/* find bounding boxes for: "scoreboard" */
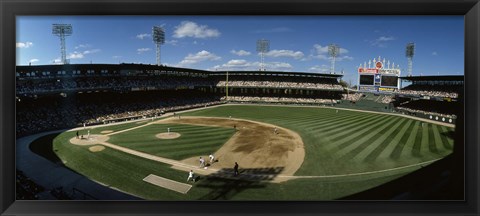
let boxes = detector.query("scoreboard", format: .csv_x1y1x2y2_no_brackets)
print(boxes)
357,56,401,92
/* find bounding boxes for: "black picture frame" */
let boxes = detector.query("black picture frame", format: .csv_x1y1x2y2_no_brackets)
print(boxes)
1,0,479,215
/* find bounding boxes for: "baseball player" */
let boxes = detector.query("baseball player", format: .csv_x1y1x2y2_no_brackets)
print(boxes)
187,170,195,182
199,157,205,168
233,162,239,176
209,154,215,164
274,127,278,134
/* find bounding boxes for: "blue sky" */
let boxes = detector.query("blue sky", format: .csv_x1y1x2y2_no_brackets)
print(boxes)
16,16,464,84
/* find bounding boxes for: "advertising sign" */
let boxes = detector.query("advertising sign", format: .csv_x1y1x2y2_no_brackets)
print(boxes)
378,69,400,75
359,86,375,91
358,68,378,73
379,87,395,92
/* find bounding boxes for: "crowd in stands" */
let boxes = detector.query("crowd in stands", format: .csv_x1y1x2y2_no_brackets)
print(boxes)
399,84,461,98
216,80,343,90
16,90,223,137
222,96,336,105
17,75,344,95
396,99,459,119
16,76,213,94
16,170,44,200
380,95,395,104
341,93,363,102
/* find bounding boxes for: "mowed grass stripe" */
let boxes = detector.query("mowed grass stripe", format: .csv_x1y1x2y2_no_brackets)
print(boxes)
364,119,413,162
432,124,447,152
308,111,375,128
411,123,424,157
414,123,434,158
353,118,408,162
274,111,356,129
111,124,229,141
326,115,395,152
438,126,454,150
336,116,400,160
139,131,233,149
389,121,420,159
325,115,395,151
107,123,234,160
141,138,232,160
427,124,438,154
135,134,231,153
307,112,376,134
321,114,389,140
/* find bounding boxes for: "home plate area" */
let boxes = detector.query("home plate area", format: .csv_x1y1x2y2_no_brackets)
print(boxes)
143,174,192,194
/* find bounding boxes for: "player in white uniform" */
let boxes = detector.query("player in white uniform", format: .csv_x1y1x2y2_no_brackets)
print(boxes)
209,154,215,164
187,170,195,182
199,157,205,168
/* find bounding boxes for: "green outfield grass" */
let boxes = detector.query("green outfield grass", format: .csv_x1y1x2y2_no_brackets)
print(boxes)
44,104,455,200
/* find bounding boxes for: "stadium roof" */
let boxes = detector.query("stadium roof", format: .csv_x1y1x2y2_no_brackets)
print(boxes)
16,64,343,78
399,75,464,82
16,63,210,74
211,70,343,78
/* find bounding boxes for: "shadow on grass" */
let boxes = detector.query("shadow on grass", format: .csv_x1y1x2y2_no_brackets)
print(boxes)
195,167,284,200
339,155,461,200
441,130,455,140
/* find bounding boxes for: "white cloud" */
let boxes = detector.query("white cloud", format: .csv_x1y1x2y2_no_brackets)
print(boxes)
370,36,396,47
177,50,221,67
173,21,220,39
112,55,122,59
75,44,91,49
52,58,62,65
82,49,100,54
68,52,84,59
211,60,292,71
136,33,151,40
432,51,438,56
268,62,293,70
265,49,304,59
311,44,352,61
309,65,330,73
166,40,178,45
211,59,254,70
137,48,151,54
16,41,33,48
28,59,39,64
231,50,251,56
226,59,248,66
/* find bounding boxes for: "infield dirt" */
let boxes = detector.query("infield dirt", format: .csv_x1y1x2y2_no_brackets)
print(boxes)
157,117,305,178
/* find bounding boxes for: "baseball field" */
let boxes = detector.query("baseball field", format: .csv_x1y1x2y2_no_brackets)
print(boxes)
34,104,455,200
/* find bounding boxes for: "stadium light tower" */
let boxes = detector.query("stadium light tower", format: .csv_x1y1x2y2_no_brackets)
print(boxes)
328,44,340,74
152,26,165,66
52,24,72,64
256,39,270,71
406,42,415,77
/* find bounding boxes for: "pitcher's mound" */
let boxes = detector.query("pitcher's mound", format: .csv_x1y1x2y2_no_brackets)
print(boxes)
89,145,105,152
156,132,181,139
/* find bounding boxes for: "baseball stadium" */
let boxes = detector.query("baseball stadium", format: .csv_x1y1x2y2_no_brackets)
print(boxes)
15,62,463,200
